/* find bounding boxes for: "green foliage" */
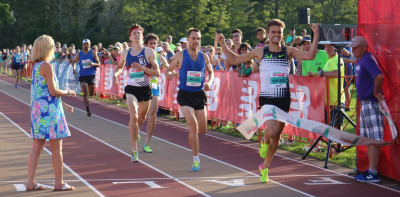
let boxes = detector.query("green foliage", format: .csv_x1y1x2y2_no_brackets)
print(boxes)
0,0,358,49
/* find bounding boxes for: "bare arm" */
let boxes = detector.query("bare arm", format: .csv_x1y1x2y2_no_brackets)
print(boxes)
91,50,100,67
71,53,80,71
142,47,160,77
158,54,170,69
343,57,356,64
40,62,76,97
114,50,128,79
373,73,384,100
287,23,320,60
216,34,261,65
203,52,214,91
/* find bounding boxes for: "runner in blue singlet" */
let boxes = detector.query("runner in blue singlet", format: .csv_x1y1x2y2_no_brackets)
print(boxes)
167,28,214,172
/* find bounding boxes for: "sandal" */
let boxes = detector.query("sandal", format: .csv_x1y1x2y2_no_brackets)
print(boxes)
26,182,46,191
53,183,75,191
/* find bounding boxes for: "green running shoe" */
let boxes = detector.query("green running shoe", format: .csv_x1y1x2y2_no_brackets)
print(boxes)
131,152,139,163
143,145,153,153
259,164,269,183
190,160,200,172
259,142,269,159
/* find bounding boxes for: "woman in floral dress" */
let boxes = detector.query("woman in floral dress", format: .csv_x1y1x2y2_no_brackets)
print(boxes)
26,35,76,191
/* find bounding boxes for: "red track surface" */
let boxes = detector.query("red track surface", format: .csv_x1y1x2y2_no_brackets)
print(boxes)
1,75,399,197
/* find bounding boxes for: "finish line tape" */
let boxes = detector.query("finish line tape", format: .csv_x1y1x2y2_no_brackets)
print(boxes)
237,101,397,146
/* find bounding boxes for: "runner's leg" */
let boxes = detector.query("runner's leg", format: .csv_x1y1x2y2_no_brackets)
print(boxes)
262,120,285,169
145,96,158,146
181,106,199,156
195,108,208,135
126,94,140,152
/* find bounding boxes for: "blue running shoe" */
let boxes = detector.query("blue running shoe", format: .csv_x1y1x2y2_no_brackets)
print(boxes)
355,170,380,183
190,160,200,172
14,85,18,88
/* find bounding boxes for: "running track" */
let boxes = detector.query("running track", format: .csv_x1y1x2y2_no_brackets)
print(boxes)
0,74,399,197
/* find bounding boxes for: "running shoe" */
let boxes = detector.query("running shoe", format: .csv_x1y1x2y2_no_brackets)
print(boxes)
259,164,269,183
259,142,269,159
143,145,153,153
14,85,18,88
131,152,139,163
190,160,200,172
87,111,91,117
355,170,380,183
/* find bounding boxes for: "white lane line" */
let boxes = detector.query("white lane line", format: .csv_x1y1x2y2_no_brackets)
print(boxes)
3,78,400,194
0,89,210,197
0,111,105,197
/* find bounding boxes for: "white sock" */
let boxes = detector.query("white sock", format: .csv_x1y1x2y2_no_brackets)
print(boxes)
193,156,200,163
369,168,378,175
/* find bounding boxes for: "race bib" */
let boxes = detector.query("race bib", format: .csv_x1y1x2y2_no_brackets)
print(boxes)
15,57,21,63
129,68,145,82
82,59,91,69
186,71,202,87
270,71,287,88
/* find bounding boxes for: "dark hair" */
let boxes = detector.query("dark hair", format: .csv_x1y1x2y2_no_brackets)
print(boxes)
129,23,144,36
187,28,201,37
266,19,285,32
232,29,242,36
144,33,159,45
256,28,266,34
239,43,251,51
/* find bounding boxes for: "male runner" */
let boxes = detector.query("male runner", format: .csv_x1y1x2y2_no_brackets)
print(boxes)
217,19,319,182
143,33,169,153
113,24,160,162
71,39,100,116
167,28,214,172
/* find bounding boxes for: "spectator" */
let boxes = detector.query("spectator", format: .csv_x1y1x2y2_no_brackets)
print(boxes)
166,35,176,51
206,45,215,65
238,43,252,74
255,28,268,48
301,29,307,37
213,47,225,71
110,46,121,65
285,28,296,45
349,36,385,183
238,60,253,77
27,34,76,192
174,45,182,53
290,36,303,74
179,38,188,50
232,29,243,53
308,44,345,128
300,36,329,76
97,43,102,51
200,46,206,53
156,46,165,57
101,49,111,64
54,42,61,60
60,44,69,61
162,42,174,64
122,42,129,52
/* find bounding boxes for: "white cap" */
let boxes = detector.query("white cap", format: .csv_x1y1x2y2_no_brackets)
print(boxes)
82,39,91,44
347,36,367,47
156,47,163,53
179,38,187,43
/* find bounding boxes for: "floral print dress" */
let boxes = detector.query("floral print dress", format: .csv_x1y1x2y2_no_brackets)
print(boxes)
30,61,70,139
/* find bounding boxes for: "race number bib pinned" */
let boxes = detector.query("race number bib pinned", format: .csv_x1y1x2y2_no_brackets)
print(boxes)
138,57,146,66
186,71,202,87
129,68,145,82
270,71,287,88
82,59,91,69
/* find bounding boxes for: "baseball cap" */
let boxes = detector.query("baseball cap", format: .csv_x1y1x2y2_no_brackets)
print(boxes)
113,46,120,50
179,38,187,43
301,36,311,43
82,39,91,44
156,47,163,53
347,36,367,47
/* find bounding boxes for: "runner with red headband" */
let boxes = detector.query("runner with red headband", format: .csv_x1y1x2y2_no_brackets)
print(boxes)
114,24,160,162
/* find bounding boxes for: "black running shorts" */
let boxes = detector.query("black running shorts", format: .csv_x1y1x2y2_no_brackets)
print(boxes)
124,85,152,102
177,89,207,110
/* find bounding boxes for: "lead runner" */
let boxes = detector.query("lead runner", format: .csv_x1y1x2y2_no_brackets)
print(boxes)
217,19,319,182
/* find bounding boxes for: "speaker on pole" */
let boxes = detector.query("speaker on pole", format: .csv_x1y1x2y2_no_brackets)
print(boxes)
298,8,310,24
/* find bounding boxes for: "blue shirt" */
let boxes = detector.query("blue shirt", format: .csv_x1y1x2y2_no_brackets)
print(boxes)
179,50,206,92
355,52,382,101
79,50,96,76
13,54,22,66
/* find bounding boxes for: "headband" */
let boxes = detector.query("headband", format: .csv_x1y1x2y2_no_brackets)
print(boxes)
129,27,143,36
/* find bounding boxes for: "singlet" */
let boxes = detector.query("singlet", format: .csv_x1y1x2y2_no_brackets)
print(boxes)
78,50,96,76
178,49,206,92
150,53,161,89
13,53,22,66
22,51,28,62
258,46,290,98
125,48,152,87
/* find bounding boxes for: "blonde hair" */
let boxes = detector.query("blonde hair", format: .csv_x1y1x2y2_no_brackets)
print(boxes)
31,35,55,62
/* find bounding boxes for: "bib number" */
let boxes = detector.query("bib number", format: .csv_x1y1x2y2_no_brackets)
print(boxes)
270,71,287,88
186,71,202,87
129,68,145,82
82,59,91,69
